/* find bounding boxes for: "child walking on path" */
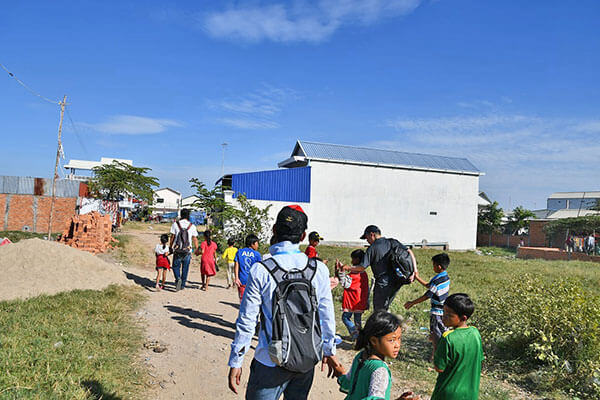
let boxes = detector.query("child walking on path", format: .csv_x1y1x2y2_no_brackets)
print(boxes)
329,311,419,400
198,230,218,291
431,293,484,400
233,234,261,300
154,234,171,290
222,238,238,289
404,253,450,360
336,249,369,340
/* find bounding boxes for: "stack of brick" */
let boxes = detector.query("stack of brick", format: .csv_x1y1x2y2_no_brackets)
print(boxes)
60,212,118,254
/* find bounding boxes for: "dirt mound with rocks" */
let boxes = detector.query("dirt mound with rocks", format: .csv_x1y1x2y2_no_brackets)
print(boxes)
0,238,133,301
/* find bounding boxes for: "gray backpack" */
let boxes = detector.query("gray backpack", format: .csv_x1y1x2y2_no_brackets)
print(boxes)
260,257,323,373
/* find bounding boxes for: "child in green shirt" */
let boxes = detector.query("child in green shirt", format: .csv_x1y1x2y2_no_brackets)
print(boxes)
328,311,419,400
432,293,484,400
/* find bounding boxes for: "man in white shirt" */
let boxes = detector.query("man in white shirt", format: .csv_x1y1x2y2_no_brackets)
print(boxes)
169,208,198,291
227,205,337,399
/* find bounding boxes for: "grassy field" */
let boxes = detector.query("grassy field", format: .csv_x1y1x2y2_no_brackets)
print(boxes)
302,244,600,400
0,286,146,400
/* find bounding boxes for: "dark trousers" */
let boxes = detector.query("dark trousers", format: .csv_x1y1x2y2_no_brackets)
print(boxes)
373,274,405,311
246,359,315,400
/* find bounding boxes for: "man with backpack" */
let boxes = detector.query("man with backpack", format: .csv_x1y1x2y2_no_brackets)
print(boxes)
342,225,417,311
169,208,198,291
227,205,337,400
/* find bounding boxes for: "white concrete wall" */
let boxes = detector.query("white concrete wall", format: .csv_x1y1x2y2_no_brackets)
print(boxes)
308,162,479,250
224,162,480,249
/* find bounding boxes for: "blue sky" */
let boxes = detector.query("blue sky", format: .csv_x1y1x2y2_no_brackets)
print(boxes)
1,0,599,211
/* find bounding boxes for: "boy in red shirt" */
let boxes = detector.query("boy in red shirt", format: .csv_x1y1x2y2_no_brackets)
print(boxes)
305,231,323,259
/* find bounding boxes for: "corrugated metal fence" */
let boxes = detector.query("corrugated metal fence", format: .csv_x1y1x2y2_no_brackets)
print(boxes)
0,176,81,198
232,167,311,203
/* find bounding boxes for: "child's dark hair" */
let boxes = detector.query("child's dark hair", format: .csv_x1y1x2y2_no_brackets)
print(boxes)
160,233,169,248
432,253,450,269
350,249,365,262
245,234,259,247
227,238,235,246
204,230,212,245
445,293,475,319
355,311,401,352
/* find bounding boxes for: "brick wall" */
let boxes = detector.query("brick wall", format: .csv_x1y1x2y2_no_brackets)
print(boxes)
517,246,600,263
477,232,527,248
0,194,77,233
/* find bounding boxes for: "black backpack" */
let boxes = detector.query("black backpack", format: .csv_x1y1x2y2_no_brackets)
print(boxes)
172,221,192,257
386,238,415,284
260,257,323,373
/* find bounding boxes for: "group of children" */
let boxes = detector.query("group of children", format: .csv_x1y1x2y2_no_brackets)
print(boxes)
312,234,484,400
156,229,483,399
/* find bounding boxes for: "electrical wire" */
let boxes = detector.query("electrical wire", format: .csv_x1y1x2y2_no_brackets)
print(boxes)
65,107,90,158
0,63,61,105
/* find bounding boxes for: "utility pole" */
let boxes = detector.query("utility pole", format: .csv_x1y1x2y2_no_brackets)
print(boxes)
48,95,67,240
221,142,228,179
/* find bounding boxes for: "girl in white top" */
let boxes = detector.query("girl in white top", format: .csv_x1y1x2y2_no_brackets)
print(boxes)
154,234,171,290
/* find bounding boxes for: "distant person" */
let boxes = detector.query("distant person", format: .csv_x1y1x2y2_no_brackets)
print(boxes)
222,238,238,289
329,311,419,400
228,205,337,399
305,231,323,259
431,293,484,400
565,235,574,253
234,234,262,300
169,208,198,291
342,225,417,311
154,233,171,290
587,234,595,255
404,253,451,361
335,249,369,340
197,230,218,291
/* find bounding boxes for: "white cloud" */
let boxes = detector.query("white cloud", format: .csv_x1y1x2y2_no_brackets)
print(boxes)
83,115,183,135
380,113,600,209
208,85,296,129
202,0,422,43
219,118,280,129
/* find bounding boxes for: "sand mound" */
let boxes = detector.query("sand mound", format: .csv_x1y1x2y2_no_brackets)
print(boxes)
0,238,133,301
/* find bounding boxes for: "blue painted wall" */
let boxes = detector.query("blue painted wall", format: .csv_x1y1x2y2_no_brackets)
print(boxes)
232,167,311,203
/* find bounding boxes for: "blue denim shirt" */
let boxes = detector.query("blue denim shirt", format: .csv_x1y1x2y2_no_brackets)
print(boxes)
228,241,337,368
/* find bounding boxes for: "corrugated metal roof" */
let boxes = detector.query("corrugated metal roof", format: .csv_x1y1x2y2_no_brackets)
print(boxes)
285,141,481,175
232,167,311,203
0,176,81,197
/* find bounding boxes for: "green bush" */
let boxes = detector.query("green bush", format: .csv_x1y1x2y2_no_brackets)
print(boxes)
475,274,600,397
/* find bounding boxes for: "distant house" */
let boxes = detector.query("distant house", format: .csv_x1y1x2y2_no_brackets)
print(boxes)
181,195,200,209
153,188,181,216
220,140,483,250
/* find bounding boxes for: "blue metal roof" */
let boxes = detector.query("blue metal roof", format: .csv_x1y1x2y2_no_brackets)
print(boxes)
232,167,310,203
287,141,481,175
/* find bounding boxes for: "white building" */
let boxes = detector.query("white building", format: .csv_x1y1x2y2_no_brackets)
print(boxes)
63,157,133,181
153,188,181,216
222,141,483,250
181,195,200,209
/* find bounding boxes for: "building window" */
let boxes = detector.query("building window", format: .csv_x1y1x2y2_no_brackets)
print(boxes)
156,198,164,203
429,211,437,215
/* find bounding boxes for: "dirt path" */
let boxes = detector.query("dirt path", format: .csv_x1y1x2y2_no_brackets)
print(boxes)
122,231,351,399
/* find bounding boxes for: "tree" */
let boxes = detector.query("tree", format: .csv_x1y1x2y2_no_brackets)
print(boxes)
88,161,159,203
189,179,272,249
505,206,536,235
478,201,504,234
591,199,600,211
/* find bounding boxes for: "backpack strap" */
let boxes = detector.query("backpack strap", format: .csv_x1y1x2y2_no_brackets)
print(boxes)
176,220,182,230
258,257,287,285
302,258,319,282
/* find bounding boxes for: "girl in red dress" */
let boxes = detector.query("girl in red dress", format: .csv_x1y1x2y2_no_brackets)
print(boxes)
336,249,369,340
198,230,218,291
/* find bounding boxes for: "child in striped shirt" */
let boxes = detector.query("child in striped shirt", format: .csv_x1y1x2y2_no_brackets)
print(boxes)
404,253,450,361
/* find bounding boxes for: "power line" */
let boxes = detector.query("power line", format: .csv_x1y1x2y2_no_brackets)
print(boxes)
65,107,90,158
0,63,61,105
